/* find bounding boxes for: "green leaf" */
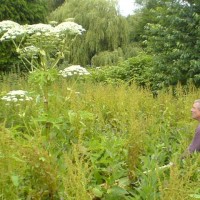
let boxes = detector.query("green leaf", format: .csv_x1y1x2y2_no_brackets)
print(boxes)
11,175,19,187
117,177,130,188
79,111,94,120
92,187,103,198
107,186,129,196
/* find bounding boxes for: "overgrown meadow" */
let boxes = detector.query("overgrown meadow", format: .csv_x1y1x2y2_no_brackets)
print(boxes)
1,20,200,200
1,73,200,200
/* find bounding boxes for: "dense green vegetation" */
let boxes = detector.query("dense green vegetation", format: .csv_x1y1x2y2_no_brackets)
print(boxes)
1,0,200,89
0,74,200,199
0,0,47,24
1,0,200,199
138,0,200,87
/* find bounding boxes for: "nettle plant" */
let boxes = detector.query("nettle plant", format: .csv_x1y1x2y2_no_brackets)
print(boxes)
0,20,88,137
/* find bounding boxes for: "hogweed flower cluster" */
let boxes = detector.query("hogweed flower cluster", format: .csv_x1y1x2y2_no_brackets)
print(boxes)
59,65,90,77
1,90,33,102
20,45,40,58
52,22,84,35
0,20,85,42
0,20,20,33
26,24,53,34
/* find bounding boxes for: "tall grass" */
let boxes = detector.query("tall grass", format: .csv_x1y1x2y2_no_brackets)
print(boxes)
0,74,200,199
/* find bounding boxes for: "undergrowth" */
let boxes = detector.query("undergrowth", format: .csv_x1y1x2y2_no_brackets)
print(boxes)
0,74,200,199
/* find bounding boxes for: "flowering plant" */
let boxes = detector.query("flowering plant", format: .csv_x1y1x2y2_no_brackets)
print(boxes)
1,90,33,102
0,20,86,137
59,65,90,77
0,20,85,41
0,20,85,70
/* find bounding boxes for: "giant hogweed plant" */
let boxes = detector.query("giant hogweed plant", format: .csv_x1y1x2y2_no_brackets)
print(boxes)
0,20,88,137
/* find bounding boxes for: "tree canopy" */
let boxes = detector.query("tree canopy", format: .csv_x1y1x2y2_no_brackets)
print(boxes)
0,0,50,24
49,0,129,66
140,0,200,87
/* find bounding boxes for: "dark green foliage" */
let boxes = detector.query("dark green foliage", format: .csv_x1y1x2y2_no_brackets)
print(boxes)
0,0,49,24
126,6,157,42
50,0,65,10
91,48,124,67
125,53,154,87
141,0,200,87
89,53,154,87
0,42,20,72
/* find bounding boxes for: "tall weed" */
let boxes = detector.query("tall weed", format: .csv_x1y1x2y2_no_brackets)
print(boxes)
1,74,200,199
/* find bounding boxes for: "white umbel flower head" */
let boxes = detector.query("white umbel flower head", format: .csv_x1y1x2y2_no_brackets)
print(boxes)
53,22,85,35
23,45,40,52
26,24,53,34
20,45,40,58
0,20,85,41
0,23,54,41
59,65,90,77
1,90,33,102
0,20,21,34
0,26,26,41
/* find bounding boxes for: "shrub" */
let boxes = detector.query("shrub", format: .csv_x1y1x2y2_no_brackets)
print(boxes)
89,53,155,87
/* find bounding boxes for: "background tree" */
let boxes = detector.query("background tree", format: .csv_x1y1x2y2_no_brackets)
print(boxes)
86,0,200,91
47,0,65,12
141,0,200,87
0,0,50,24
49,0,129,66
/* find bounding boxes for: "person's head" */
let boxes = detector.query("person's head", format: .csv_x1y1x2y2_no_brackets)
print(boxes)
191,99,200,121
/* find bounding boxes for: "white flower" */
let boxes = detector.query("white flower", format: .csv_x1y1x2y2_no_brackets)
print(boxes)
7,90,27,96
0,22,53,41
12,98,18,102
59,65,90,78
1,90,33,102
35,32,41,36
1,96,12,101
0,26,26,41
22,45,40,56
0,20,20,34
0,20,85,41
24,45,39,52
53,22,85,35
26,24,53,34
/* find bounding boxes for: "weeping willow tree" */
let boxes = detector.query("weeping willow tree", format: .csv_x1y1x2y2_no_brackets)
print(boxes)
49,0,129,66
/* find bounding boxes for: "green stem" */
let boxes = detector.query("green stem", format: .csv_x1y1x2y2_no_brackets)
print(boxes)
44,84,50,139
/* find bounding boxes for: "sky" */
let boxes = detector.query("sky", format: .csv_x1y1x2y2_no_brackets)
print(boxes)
118,0,138,16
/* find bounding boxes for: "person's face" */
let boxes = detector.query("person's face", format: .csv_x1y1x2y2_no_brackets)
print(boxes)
191,102,200,121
